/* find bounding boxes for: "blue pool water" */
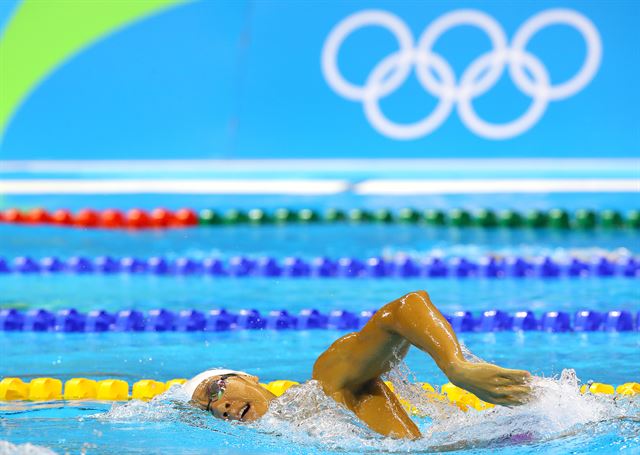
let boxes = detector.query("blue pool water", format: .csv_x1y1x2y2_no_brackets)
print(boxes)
3,191,640,211
2,223,639,259
1,332,639,454
1,191,638,454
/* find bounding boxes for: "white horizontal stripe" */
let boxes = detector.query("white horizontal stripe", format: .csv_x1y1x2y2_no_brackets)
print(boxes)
355,179,639,194
0,158,637,173
0,179,349,195
0,179,637,195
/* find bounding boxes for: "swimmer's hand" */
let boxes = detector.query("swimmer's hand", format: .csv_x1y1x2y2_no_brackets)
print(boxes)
446,361,532,406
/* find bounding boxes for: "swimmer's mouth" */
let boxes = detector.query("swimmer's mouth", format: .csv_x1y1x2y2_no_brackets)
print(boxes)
240,403,250,421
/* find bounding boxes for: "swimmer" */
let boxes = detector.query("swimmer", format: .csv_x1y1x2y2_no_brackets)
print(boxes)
185,290,531,439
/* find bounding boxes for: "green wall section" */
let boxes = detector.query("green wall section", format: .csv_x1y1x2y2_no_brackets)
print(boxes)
0,0,187,138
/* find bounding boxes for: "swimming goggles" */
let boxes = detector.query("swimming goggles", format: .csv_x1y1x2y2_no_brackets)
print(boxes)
205,373,237,415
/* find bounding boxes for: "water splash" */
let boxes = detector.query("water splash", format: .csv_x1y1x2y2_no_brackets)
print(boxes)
94,371,639,453
255,380,379,450
96,384,191,422
423,369,632,447
460,342,484,363
255,365,639,452
0,441,57,455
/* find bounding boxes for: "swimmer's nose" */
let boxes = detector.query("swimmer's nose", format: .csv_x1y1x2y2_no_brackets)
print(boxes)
211,401,235,420
214,402,242,420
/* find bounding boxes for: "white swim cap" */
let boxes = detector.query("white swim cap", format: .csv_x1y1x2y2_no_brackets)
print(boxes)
183,369,250,398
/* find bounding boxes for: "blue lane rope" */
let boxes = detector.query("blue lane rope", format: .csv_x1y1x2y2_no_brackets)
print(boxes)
0,308,637,333
2,255,639,279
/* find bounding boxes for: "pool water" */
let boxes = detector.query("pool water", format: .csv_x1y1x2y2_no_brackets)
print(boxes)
2,332,639,454
2,223,638,259
1,331,639,391
3,328,638,455
1,192,638,454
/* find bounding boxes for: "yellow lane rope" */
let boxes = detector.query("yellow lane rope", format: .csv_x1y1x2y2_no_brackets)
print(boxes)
1,377,638,413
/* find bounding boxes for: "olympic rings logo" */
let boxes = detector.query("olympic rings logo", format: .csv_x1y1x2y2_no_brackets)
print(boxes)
321,9,602,140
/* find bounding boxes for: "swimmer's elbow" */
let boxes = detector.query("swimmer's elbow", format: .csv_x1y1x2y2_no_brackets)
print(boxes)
397,290,434,313
376,290,432,324
404,290,431,302
386,290,432,312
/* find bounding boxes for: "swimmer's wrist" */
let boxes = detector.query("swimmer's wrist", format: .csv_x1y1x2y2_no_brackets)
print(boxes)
442,359,473,384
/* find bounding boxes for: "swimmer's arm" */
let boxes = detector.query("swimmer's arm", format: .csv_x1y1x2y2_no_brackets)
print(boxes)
313,290,531,406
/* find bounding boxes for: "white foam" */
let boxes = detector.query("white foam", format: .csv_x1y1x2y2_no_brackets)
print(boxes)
419,369,627,448
255,365,638,452
0,441,57,455
96,383,191,422
92,366,639,452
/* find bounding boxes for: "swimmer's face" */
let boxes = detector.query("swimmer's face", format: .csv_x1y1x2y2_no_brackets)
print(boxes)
191,374,276,422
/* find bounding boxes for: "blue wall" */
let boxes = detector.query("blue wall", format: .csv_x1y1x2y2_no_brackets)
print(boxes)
1,0,638,159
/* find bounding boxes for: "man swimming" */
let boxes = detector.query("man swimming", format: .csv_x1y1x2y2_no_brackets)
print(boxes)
184,290,531,439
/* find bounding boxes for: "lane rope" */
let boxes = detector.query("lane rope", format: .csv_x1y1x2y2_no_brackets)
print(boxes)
2,207,638,230
1,377,637,412
3,254,638,279
1,308,637,332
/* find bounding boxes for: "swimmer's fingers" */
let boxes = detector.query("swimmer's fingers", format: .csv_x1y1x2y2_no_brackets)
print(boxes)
490,393,528,407
505,384,532,398
501,394,528,406
499,369,531,385
477,384,532,406
470,386,510,403
500,367,531,379
497,385,532,406
482,394,515,406
494,375,524,387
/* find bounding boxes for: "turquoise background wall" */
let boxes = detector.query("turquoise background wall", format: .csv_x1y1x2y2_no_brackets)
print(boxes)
0,0,638,159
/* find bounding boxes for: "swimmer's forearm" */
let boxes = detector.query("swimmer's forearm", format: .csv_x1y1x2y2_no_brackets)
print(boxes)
378,291,533,406
379,290,466,376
